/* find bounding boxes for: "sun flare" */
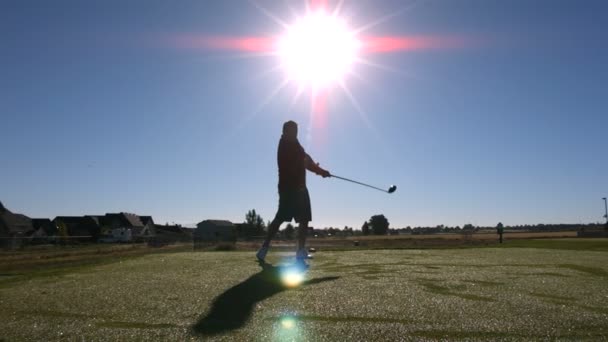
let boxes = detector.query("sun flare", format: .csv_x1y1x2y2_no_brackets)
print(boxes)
171,0,460,132
281,268,305,287
277,10,360,88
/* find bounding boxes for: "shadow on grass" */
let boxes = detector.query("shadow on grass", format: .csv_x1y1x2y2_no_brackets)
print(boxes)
191,262,339,336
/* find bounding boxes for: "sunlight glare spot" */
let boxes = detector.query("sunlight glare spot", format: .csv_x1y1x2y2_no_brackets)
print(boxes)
281,268,305,287
281,317,296,329
277,10,360,89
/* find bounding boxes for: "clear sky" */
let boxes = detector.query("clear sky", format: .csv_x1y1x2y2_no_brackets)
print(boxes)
2,0,607,228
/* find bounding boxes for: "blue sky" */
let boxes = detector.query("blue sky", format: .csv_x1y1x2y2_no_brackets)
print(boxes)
1,0,607,228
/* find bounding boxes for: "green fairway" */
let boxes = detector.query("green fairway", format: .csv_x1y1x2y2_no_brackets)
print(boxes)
1,241,607,340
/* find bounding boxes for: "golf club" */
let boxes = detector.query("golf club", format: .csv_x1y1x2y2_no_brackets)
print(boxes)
331,174,397,194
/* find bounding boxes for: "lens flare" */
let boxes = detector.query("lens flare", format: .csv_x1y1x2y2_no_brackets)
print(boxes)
280,267,306,287
166,1,467,142
277,10,360,88
275,314,302,341
280,317,296,329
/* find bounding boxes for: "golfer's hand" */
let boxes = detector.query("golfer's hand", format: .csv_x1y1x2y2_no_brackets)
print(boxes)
314,162,331,178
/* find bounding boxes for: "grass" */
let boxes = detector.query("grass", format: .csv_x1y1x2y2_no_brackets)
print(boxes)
494,238,608,251
0,243,193,273
1,239,607,340
415,280,496,302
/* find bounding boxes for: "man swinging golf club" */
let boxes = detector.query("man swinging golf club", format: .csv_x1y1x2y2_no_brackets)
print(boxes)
256,120,331,267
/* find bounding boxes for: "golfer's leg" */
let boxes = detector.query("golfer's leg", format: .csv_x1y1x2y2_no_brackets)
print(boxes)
295,188,311,260
257,217,282,261
297,221,308,255
262,217,282,248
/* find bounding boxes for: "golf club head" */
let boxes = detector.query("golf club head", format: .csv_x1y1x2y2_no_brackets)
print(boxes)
388,185,397,194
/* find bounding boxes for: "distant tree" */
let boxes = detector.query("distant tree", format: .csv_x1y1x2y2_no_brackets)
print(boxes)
361,221,370,236
496,222,505,243
462,223,475,231
245,209,265,238
369,215,389,235
283,223,295,240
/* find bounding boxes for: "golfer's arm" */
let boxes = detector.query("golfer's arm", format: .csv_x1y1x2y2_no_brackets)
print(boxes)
305,154,324,174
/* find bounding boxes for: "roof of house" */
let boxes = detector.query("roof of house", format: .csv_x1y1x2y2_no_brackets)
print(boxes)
31,218,52,228
53,216,101,232
0,203,33,234
54,216,91,225
155,224,182,232
197,220,234,227
31,218,57,235
104,213,126,225
104,213,143,228
122,213,144,227
85,215,105,225
139,216,154,226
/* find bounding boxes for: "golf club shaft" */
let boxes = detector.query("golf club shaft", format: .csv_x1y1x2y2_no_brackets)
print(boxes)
331,175,388,193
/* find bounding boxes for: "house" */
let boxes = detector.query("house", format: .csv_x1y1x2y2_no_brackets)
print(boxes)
104,213,142,241
99,213,155,242
149,224,193,246
0,201,34,248
194,220,236,243
139,216,156,237
154,223,191,238
53,216,101,241
31,218,57,236
85,215,106,226
234,223,247,238
0,202,34,235
30,218,57,243
108,227,133,242
104,213,142,229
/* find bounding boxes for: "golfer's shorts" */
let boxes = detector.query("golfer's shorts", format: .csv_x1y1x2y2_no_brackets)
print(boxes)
275,188,312,223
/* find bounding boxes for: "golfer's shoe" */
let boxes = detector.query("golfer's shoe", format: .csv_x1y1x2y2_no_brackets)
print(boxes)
294,257,310,271
256,246,268,262
296,249,313,260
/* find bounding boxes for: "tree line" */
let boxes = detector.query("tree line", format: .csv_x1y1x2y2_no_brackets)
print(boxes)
237,209,601,239
237,210,392,238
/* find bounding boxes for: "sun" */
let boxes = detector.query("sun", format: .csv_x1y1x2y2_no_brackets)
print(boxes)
277,10,360,89
169,1,459,131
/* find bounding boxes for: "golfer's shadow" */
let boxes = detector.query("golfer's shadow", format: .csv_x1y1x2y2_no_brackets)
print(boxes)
191,261,339,336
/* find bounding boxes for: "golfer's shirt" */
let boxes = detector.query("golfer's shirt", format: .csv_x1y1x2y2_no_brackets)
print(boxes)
277,137,307,193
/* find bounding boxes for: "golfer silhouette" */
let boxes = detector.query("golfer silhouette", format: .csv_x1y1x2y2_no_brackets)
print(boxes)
256,121,330,266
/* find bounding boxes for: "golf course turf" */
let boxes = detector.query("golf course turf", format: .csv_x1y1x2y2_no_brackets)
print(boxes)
1,239,607,340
